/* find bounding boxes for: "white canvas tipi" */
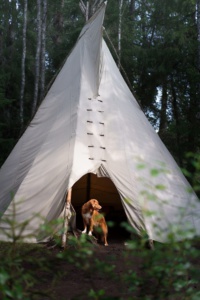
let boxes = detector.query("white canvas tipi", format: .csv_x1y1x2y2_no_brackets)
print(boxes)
0,3,199,243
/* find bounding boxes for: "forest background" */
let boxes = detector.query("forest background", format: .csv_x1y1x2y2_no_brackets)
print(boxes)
0,0,200,179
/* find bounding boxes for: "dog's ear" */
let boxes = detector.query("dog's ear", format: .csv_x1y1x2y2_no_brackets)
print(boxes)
90,200,95,208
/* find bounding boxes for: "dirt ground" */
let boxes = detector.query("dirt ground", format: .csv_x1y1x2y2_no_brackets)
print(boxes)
1,210,199,300
48,239,129,300
34,223,200,300
38,226,134,300
0,226,198,300
45,211,137,300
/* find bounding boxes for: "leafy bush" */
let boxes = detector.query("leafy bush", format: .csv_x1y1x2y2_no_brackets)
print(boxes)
0,153,199,299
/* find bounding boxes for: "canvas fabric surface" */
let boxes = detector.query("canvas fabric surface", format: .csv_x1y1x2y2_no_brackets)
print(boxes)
0,3,199,243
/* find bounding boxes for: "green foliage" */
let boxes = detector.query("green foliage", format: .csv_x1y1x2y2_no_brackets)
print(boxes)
0,153,200,300
88,288,106,299
0,0,200,168
182,153,200,196
0,83,19,166
1,220,199,300
0,242,56,300
0,155,200,299
123,236,199,300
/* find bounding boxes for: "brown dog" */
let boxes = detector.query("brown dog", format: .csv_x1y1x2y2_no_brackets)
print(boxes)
81,199,108,246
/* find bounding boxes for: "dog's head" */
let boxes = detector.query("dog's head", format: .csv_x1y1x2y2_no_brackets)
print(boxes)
89,199,102,211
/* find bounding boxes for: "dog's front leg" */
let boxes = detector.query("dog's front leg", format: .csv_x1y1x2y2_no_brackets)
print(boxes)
88,219,93,236
82,218,87,234
82,227,87,234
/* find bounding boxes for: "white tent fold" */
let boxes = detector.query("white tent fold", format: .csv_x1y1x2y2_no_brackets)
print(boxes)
0,2,200,243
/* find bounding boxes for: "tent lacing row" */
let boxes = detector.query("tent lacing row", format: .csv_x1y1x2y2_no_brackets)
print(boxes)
87,95,106,162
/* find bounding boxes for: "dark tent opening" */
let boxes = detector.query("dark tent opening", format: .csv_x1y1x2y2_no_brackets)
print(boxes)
71,173,130,242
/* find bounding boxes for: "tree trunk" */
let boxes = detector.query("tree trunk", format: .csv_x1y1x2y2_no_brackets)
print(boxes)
53,0,64,44
40,0,47,102
19,0,28,128
159,81,168,134
32,0,42,116
197,0,200,119
170,78,183,167
129,0,135,16
141,0,146,46
197,0,200,71
118,0,123,68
